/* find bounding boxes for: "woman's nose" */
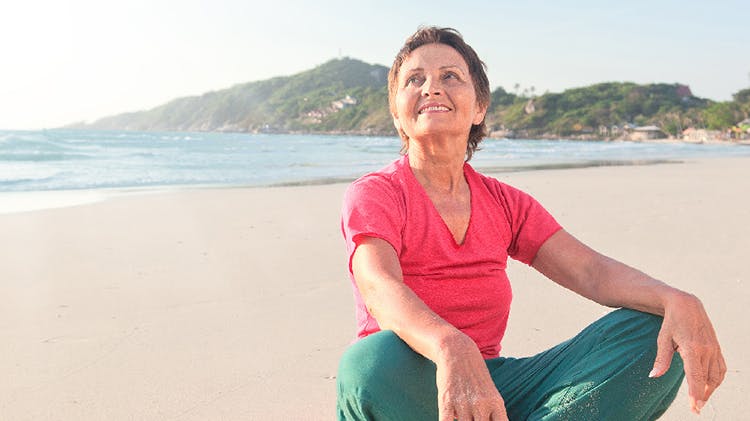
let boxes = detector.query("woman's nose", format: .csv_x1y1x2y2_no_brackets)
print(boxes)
421,76,442,96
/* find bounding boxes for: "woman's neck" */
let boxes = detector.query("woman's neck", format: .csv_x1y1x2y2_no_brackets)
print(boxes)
408,141,467,195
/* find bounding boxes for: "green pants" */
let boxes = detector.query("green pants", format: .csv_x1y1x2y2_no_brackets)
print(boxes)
337,309,684,420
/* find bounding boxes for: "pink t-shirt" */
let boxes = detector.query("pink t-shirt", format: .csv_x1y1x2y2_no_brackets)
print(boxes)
341,155,562,358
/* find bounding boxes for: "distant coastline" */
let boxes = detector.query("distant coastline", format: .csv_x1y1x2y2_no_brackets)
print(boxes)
63,124,749,146
67,58,750,144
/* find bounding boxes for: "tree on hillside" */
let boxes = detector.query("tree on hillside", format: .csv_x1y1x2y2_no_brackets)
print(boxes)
734,88,750,104
490,87,517,107
703,102,742,130
733,87,750,118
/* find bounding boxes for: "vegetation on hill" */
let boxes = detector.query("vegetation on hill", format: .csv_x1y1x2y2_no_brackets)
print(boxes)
79,58,393,134
74,58,749,140
490,82,749,139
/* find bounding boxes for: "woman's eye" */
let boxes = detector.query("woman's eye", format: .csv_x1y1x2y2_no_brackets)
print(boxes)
443,72,459,80
406,75,424,86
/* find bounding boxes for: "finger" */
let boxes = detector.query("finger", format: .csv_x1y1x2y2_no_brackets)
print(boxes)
490,406,510,421
486,396,508,421
649,329,675,378
703,353,727,402
681,349,708,414
454,405,472,421
438,404,454,421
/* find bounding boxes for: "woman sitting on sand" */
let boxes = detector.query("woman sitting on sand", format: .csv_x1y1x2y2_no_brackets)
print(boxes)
337,27,725,420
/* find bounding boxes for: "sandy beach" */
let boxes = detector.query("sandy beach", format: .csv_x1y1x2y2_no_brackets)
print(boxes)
1,156,748,420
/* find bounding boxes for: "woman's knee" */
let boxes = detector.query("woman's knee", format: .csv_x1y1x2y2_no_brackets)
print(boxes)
600,309,685,383
338,330,433,393
599,308,663,343
337,331,438,420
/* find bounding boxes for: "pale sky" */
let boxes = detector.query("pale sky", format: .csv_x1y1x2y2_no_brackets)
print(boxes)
1,0,748,130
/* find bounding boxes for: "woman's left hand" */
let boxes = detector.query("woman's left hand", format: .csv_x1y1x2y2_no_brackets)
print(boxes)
533,230,726,414
649,292,726,414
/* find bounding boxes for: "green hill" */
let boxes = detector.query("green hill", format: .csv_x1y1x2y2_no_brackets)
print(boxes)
487,82,712,137
74,58,749,139
78,57,393,135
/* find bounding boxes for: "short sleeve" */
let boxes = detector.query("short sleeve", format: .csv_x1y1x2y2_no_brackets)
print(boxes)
341,174,405,273
483,176,562,265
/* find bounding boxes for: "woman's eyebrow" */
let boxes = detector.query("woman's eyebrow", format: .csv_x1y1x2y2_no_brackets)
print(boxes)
439,65,466,72
403,65,465,74
402,67,424,74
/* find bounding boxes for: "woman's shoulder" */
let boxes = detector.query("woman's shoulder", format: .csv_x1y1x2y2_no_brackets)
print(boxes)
345,156,409,202
466,164,524,197
349,156,408,191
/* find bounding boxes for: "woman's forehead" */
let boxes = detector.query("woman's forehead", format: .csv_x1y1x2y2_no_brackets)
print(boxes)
399,44,469,73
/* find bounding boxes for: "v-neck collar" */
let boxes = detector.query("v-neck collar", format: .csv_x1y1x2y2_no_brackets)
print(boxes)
403,155,473,248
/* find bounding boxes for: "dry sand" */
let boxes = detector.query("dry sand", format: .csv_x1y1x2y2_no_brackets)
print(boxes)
1,157,747,420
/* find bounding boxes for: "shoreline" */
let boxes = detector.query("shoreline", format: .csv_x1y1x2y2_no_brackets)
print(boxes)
3,130,749,202
6,126,748,145
29,126,748,145
0,158,684,215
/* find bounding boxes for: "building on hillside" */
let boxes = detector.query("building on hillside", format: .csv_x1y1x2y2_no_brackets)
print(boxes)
682,128,722,142
524,99,535,114
598,124,625,138
332,95,358,110
733,118,750,139
675,84,693,99
626,125,666,141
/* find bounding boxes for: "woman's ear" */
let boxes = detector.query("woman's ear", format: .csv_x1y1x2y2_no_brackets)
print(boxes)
392,114,409,146
473,104,488,125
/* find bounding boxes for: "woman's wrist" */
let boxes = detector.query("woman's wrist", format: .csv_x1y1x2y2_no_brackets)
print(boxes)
433,328,478,366
661,287,700,316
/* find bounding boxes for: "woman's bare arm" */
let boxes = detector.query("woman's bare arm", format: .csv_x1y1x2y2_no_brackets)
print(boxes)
532,229,726,414
352,236,508,421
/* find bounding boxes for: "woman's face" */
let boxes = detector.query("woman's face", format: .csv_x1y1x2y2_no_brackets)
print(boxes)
392,43,486,144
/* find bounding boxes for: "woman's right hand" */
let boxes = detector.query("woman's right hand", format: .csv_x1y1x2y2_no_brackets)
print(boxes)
352,237,508,419
436,333,509,421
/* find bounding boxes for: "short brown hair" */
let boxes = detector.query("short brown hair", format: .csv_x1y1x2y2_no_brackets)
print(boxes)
388,26,490,161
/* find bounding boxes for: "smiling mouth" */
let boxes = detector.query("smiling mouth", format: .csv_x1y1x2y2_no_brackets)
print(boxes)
418,105,451,114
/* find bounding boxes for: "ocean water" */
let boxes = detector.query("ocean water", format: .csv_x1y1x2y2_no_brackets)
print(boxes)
1,129,748,212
